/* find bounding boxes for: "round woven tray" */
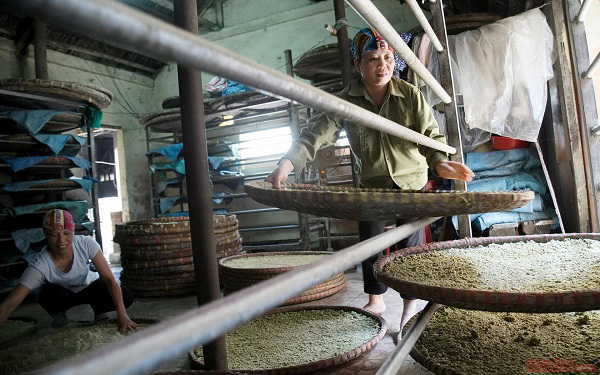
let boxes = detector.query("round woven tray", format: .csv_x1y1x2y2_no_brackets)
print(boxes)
189,305,387,374
244,182,535,221
375,233,600,313
283,281,346,305
119,242,193,252
37,156,76,166
121,256,194,270
122,264,194,276
223,273,345,293
0,78,113,109
115,235,192,246
223,277,347,306
215,244,243,260
0,133,78,154
125,282,196,292
293,43,359,82
120,248,193,261
120,271,195,282
215,231,240,245
121,274,196,286
401,307,600,375
223,272,344,287
219,251,333,276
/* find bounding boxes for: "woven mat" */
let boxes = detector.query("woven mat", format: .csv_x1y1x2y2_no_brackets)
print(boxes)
283,281,346,305
375,233,600,313
0,78,113,109
244,182,535,221
122,264,194,276
121,256,194,270
189,305,386,374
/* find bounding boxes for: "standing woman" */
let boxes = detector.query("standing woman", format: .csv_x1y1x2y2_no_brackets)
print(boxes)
0,209,137,332
266,28,473,331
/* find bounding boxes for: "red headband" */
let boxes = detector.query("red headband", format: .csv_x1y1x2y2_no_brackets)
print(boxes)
43,209,75,232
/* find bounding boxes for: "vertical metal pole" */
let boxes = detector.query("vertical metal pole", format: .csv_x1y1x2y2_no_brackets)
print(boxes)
284,49,311,251
430,0,471,238
145,127,158,217
173,0,228,370
333,0,360,188
33,19,49,80
87,126,103,246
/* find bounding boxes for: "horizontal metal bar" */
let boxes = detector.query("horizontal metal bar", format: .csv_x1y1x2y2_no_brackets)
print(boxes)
230,207,282,215
345,0,451,104
405,0,443,52
10,0,455,155
376,302,440,375
41,216,437,375
238,224,299,232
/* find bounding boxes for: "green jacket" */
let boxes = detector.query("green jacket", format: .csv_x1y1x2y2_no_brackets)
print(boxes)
281,77,449,189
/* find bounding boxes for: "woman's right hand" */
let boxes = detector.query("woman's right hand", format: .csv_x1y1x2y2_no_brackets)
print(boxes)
265,159,294,189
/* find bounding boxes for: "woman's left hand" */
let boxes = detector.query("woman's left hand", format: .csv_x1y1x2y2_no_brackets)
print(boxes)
117,314,139,333
434,161,475,182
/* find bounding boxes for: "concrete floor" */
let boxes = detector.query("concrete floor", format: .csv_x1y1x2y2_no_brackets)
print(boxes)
8,269,434,375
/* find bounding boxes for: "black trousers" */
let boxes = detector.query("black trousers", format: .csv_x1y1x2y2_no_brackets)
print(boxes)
38,278,134,316
360,219,425,298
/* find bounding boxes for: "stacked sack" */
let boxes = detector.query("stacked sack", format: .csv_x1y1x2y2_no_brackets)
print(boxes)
114,215,241,297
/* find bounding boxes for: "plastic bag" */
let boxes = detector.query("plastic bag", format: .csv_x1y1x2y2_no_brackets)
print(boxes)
450,9,555,142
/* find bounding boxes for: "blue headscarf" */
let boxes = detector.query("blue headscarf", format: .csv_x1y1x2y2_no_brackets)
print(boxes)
351,28,412,73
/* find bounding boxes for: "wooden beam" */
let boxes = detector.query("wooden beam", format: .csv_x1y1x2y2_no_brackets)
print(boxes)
430,0,472,238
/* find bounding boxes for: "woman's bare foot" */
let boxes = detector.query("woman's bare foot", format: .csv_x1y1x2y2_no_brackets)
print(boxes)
399,299,419,338
363,294,386,315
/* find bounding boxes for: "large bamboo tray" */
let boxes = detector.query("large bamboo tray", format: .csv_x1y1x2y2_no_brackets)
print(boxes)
401,307,600,375
375,233,600,313
189,305,386,374
219,251,346,305
244,182,535,221
0,78,113,109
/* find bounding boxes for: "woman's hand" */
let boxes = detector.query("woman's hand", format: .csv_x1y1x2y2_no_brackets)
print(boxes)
434,161,474,182
265,159,294,189
117,313,138,333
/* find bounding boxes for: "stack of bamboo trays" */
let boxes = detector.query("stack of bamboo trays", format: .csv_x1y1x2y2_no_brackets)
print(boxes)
114,215,242,297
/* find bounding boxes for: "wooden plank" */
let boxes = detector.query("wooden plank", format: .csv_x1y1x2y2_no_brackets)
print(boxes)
565,0,599,231
545,0,590,232
430,0,471,238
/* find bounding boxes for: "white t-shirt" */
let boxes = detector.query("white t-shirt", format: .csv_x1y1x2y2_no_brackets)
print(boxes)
19,235,101,293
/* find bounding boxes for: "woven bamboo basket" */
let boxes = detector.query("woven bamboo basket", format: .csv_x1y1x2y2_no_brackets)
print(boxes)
37,156,76,166
119,242,193,252
120,275,196,287
0,78,113,109
375,233,600,313
122,264,194,276
189,305,386,374
244,182,535,221
121,256,194,270
115,235,192,246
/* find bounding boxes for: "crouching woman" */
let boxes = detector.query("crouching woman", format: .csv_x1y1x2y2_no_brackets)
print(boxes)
0,209,137,332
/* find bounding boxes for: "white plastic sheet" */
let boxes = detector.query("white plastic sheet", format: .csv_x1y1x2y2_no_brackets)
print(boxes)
451,9,556,142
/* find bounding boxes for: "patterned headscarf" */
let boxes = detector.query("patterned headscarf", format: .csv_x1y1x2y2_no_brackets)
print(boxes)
43,209,75,233
351,28,412,74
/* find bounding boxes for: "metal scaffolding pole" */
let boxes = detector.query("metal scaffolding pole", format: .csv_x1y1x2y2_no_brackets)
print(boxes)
404,0,443,52
7,0,455,155
345,0,452,104
41,217,438,375
173,0,227,369
575,0,593,23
